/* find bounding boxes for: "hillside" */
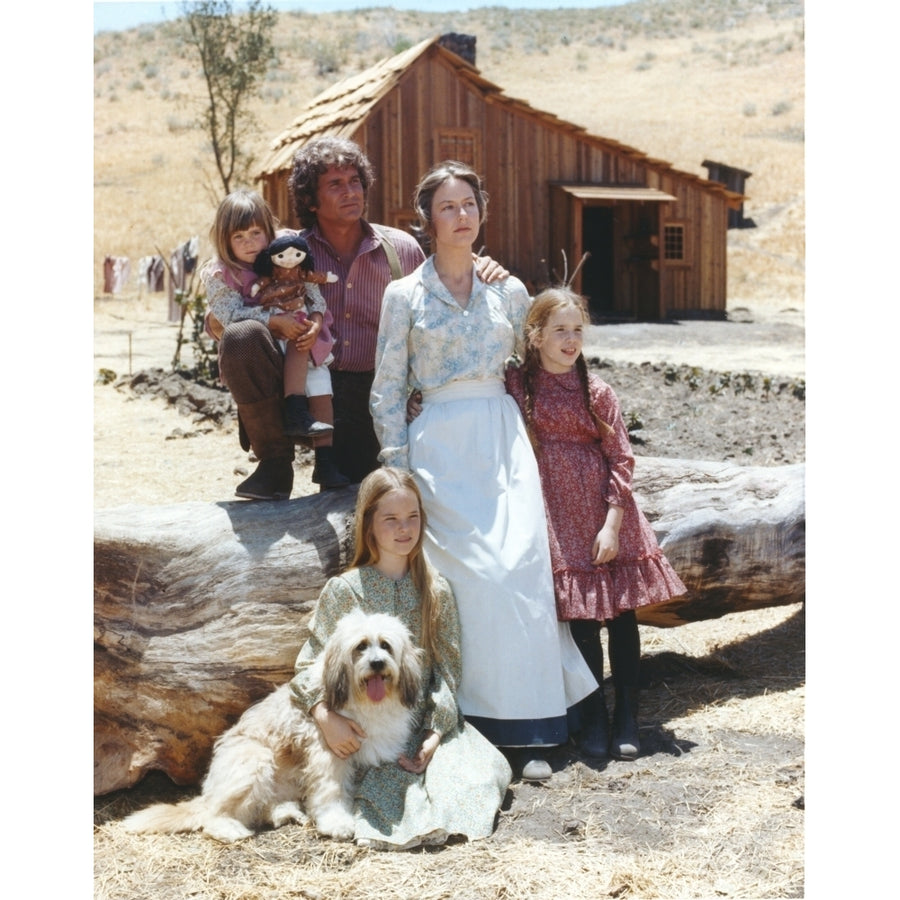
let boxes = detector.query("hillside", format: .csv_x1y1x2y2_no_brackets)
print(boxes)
93,0,805,308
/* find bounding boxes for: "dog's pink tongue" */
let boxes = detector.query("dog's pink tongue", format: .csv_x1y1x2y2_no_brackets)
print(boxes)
366,674,387,702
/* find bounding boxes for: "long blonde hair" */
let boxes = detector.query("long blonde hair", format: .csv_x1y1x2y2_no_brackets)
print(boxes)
521,286,613,451
350,468,443,662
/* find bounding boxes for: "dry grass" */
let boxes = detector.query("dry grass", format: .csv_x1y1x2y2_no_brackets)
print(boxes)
94,603,804,899
93,0,804,308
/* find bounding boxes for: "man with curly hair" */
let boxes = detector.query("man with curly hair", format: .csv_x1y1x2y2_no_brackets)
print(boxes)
287,137,427,485
217,137,505,496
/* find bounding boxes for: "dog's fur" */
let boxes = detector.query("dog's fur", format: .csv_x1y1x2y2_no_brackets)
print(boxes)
123,610,424,843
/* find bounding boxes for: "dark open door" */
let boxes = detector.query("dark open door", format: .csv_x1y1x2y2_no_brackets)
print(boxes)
581,206,616,321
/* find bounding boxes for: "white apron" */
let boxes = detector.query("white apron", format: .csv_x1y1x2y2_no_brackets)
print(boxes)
409,378,597,747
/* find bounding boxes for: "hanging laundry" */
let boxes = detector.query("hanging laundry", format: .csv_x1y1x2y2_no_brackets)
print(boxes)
168,236,200,321
138,255,166,293
103,256,131,294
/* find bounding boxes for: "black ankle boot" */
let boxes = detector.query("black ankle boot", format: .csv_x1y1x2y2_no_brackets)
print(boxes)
283,395,333,439
610,687,640,760
576,689,610,759
235,457,294,500
312,446,350,489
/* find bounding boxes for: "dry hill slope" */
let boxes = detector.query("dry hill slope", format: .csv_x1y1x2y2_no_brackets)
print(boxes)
93,0,804,309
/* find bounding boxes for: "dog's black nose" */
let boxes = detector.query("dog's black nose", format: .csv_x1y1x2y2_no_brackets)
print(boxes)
371,658,386,672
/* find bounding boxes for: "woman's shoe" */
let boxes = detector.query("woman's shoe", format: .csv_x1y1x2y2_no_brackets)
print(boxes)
520,757,552,782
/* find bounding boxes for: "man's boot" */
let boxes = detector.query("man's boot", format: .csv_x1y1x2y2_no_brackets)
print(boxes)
235,457,295,500
312,446,351,490
234,396,294,500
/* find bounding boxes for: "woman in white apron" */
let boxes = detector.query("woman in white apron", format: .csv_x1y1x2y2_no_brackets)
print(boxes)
370,161,596,780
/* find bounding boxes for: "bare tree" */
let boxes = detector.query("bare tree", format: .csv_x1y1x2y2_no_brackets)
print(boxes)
182,0,277,195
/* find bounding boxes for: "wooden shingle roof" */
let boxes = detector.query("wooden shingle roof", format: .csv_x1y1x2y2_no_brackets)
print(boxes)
259,36,743,207
260,37,439,175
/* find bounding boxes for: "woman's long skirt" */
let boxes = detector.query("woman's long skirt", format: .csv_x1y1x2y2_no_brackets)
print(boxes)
409,378,597,747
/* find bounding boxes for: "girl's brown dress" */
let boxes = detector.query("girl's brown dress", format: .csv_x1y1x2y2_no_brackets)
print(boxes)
506,366,686,622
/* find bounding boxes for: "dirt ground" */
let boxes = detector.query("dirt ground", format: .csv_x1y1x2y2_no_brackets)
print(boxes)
93,294,804,508
93,292,805,899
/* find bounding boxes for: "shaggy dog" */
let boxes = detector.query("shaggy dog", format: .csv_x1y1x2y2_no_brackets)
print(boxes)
123,610,424,843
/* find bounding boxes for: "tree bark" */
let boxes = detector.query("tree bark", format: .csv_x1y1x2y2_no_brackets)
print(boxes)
94,459,804,794
630,459,805,627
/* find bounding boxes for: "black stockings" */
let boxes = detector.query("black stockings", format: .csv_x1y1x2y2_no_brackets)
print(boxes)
570,611,640,688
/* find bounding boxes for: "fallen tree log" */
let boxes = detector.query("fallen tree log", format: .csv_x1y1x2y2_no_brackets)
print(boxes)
630,459,804,626
94,459,804,794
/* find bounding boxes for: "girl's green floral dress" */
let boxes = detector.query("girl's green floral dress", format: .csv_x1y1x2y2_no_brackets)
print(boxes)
290,566,512,850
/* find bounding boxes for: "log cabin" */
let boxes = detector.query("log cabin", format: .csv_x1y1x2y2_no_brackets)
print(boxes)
258,34,744,321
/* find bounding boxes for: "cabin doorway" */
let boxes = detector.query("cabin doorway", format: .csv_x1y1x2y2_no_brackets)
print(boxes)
550,184,676,322
580,206,615,321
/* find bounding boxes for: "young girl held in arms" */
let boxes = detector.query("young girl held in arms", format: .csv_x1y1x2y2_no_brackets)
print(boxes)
505,287,687,761
290,467,512,849
201,190,348,496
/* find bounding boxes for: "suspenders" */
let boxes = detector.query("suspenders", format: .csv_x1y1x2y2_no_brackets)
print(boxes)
371,224,403,281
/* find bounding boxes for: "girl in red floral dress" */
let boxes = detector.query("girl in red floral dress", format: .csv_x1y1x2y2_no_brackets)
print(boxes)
505,286,686,761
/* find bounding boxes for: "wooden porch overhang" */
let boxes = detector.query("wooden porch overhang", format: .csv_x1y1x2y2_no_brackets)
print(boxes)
556,185,677,202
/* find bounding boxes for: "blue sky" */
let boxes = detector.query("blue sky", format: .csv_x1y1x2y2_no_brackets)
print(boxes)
95,0,630,33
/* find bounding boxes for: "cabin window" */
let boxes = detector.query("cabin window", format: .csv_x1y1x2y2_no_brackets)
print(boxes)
663,223,687,263
436,129,481,171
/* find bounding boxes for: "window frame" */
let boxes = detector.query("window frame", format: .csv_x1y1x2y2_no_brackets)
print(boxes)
435,128,482,172
663,222,689,266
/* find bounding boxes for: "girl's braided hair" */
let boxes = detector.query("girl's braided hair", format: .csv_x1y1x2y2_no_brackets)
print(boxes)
520,286,613,454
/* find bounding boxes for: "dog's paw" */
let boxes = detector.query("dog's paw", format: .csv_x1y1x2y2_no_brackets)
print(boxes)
271,801,308,828
314,804,355,841
202,816,254,843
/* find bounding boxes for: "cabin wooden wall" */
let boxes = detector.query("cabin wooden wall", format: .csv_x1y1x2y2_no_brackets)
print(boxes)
261,48,729,318
263,171,290,225
654,171,729,317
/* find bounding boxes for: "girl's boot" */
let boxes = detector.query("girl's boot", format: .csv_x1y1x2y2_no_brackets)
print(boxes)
284,395,333,439
569,620,610,758
610,687,640,761
608,611,641,760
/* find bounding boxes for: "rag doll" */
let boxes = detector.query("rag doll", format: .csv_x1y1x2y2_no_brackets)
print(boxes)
251,232,337,368
251,232,338,309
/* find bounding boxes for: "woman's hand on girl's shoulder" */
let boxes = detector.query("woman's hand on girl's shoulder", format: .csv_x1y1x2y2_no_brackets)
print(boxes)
406,390,424,424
